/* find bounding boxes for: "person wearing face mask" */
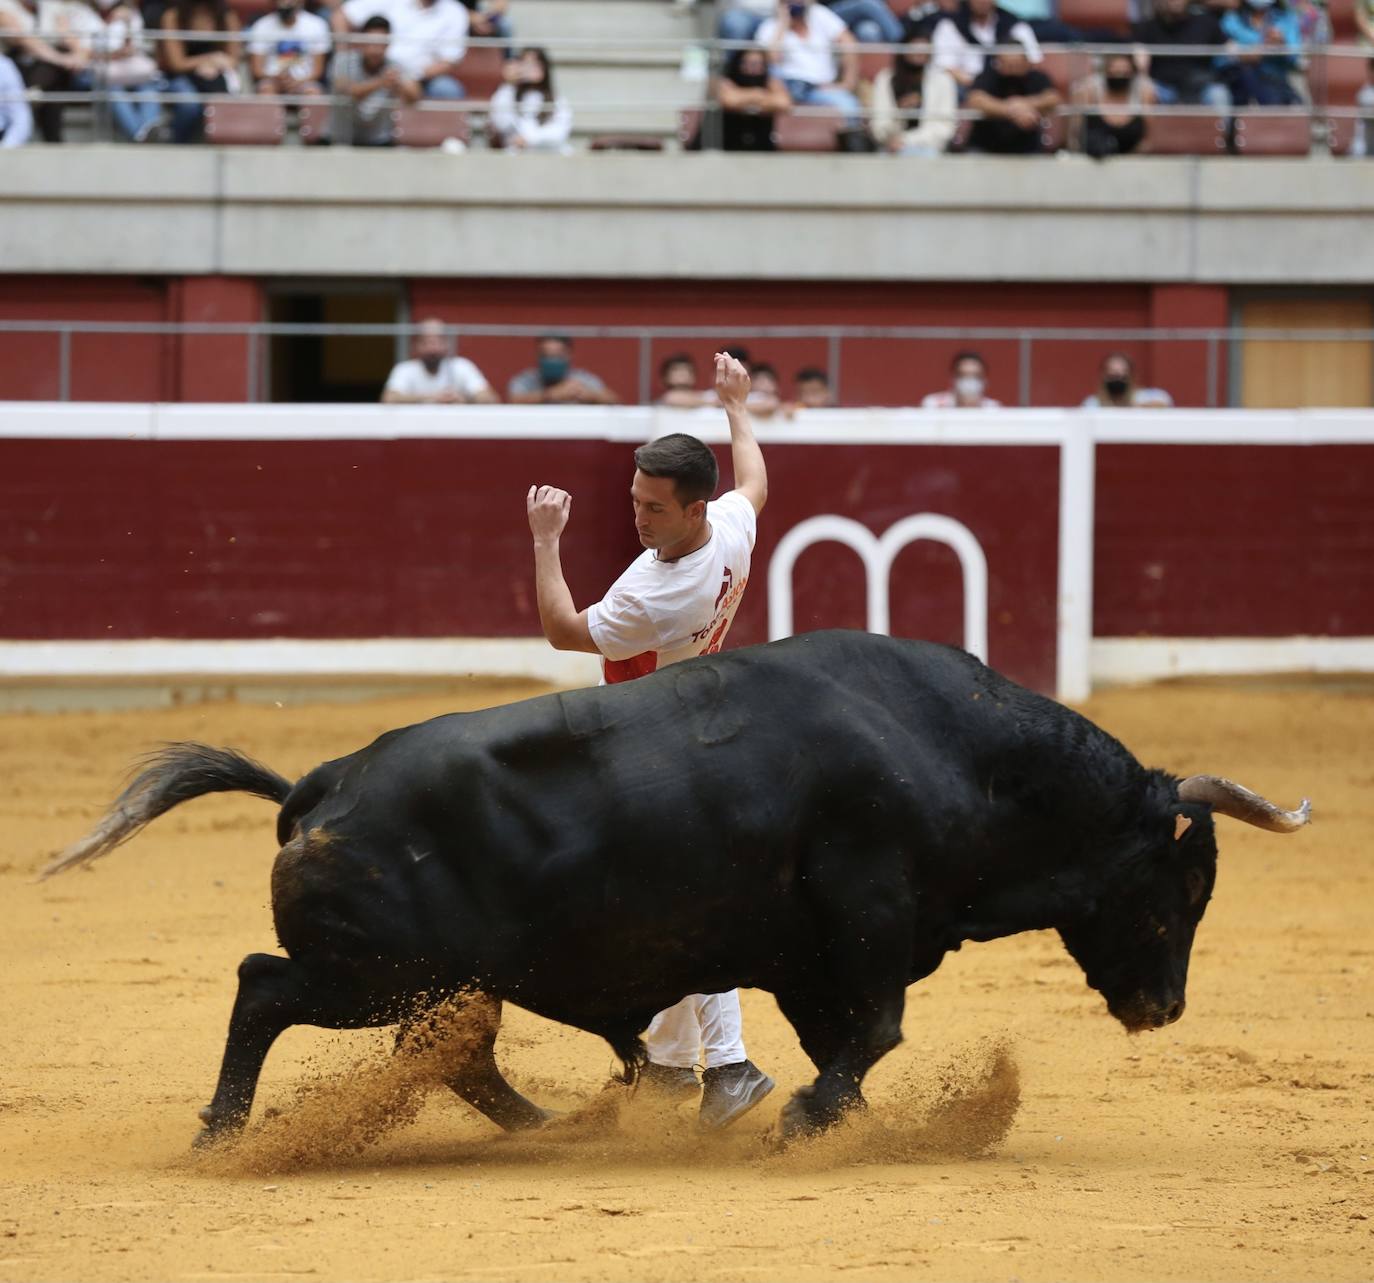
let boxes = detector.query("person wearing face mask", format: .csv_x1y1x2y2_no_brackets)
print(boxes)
922,351,1002,409
508,335,620,406
870,18,957,156
247,0,331,100
382,318,498,404
714,45,790,151
489,47,573,153
1070,50,1155,158
1081,353,1173,408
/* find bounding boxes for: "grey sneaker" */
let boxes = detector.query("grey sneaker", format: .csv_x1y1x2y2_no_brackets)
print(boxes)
699,1059,775,1129
639,1061,700,1101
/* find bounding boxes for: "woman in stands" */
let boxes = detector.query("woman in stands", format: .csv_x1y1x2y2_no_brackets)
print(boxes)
714,45,790,150
91,0,161,142
488,46,572,152
870,22,957,156
158,0,240,143
1070,50,1155,158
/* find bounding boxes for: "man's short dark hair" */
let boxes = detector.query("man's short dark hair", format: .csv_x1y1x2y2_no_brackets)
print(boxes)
750,361,778,380
362,13,390,31
796,366,828,385
950,349,986,372
659,352,696,380
539,334,572,349
633,433,719,507
1101,351,1135,374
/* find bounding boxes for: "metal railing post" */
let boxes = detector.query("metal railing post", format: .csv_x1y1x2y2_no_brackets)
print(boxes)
637,333,652,406
827,332,842,405
1206,334,1219,408
58,328,71,402
1018,333,1032,407
246,330,258,403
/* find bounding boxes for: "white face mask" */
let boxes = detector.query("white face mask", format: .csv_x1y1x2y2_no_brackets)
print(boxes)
954,374,985,401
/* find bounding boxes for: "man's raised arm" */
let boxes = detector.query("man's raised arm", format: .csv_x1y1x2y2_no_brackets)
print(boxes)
715,352,768,516
526,485,600,654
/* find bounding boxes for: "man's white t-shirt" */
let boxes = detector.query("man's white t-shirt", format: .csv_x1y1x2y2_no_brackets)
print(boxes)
247,10,332,80
587,489,756,684
384,356,491,400
341,0,468,81
756,6,847,87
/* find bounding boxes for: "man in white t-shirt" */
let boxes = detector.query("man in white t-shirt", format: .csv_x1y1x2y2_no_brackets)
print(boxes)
755,0,862,126
525,352,775,1130
248,0,332,98
382,318,497,404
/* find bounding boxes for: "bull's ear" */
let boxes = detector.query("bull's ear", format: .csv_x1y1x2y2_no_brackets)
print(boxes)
1174,813,1194,842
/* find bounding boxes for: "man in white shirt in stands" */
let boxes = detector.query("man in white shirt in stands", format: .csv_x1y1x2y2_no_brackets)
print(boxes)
524,352,776,1130
335,0,469,100
921,350,1003,409
247,0,332,99
755,0,862,126
382,318,498,404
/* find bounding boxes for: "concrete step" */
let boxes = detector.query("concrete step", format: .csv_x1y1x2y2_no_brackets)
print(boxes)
514,0,708,44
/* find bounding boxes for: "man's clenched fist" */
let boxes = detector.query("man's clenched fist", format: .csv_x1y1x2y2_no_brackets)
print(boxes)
527,484,572,543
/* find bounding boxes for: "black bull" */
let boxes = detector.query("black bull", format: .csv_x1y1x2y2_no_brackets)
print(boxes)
43,631,1310,1144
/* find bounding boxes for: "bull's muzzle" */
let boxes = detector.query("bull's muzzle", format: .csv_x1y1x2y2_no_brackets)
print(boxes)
1112,995,1186,1032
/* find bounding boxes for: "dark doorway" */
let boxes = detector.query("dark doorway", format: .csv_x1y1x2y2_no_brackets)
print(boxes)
267,283,401,403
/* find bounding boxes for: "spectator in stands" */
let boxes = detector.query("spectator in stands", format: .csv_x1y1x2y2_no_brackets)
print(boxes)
1217,0,1303,106
821,0,905,44
746,360,783,416
0,44,33,145
870,21,957,155
717,0,776,45
20,0,101,143
337,0,469,102
755,0,865,130
489,46,572,151
1081,352,1174,407
382,319,498,403
1359,0,1374,45
247,0,330,100
332,13,418,144
922,351,1003,408
794,366,834,407
932,0,1042,93
965,47,1058,152
715,44,790,150
1131,0,1228,108
90,0,161,142
1071,50,1155,156
159,0,242,144
508,335,618,405
1355,57,1374,156
656,353,711,407
459,0,509,42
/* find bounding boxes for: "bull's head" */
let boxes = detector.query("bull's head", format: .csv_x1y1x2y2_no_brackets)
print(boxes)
1058,775,1310,1033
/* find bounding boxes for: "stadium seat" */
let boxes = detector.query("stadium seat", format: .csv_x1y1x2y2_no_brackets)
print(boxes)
589,135,665,151
392,106,471,148
1041,111,1068,154
773,109,846,152
1311,44,1369,111
1039,50,1091,100
1327,0,1358,40
226,0,270,24
1231,112,1313,156
297,102,329,145
459,45,507,103
203,101,287,145
858,49,891,86
1056,0,1132,36
678,107,702,149
1141,111,1229,155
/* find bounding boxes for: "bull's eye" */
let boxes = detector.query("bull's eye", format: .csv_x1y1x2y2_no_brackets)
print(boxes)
1156,923,1168,938
1184,867,1208,907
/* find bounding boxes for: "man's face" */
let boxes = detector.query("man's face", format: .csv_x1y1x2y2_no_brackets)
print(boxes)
997,50,1030,79
969,0,995,19
631,470,702,552
662,361,696,393
1103,357,1132,386
414,327,447,366
1159,0,1187,19
797,377,830,408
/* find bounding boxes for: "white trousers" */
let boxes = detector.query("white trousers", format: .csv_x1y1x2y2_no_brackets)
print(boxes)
645,990,746,1070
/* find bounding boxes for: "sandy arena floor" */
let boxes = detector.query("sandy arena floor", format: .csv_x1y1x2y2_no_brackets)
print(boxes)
1,675,1371,1282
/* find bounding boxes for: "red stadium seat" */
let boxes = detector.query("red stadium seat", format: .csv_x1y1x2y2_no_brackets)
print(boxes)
1327,0,1358,40
589,135,665,151
1310,44,1370,111
773,108,846,151
392,105,471,148
1057,0,1132,36
203,100,287,145
857,49,891,86
297,102,329,144
678,107,702,148
459,45,507,102
1041,111,1068,154
1039,50,1091,100
1231,112,1313,156
226,0,270,24
1141,110,1229,155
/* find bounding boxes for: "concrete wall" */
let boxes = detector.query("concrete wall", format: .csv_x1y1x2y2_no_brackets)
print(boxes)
4,147,1374,283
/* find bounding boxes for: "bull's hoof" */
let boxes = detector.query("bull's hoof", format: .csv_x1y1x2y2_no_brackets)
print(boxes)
192,1105,244,1150
777,1087,819,1146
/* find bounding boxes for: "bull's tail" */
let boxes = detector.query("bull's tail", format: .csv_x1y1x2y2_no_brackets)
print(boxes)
38,742,293,881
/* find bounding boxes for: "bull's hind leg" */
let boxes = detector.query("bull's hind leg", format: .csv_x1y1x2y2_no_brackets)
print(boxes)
196,952,364,1146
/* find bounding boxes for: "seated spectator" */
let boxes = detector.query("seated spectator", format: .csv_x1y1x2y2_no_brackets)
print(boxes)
459,0,509,41
508,335,618,405
382,318,498,403
91,0,161,142
656,353,711,408
715,45,790,151
755,0,864,130
932,0,1041,93
1360,0,1374,45
1355,57,1374,156
821,0,905,44
921,351,1003,408
1131,0,1228,108
489,46,572,152
0,43,33,145
871,24,957,155
1081,353,1174,407
1218,0,1303,107
1071,51,1155,157
337,0,469,101
22,0,101,143
247,0,330,100
794,366,834,407
746,361,783,417
332,14,418,145
965,48,1059,153
159,0,242,144
717,0,776,45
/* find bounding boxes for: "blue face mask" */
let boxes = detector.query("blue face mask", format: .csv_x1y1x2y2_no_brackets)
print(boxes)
788,2,807,16
538,354,571,385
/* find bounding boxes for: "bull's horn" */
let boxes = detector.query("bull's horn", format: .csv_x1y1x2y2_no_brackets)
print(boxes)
1177,775,1311,833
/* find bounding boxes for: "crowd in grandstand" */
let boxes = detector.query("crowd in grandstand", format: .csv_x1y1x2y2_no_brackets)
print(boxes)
379,321,1175,409
0,0,1369,152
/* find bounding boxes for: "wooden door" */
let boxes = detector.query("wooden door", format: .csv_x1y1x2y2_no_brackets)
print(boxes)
1238,296,1374,408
